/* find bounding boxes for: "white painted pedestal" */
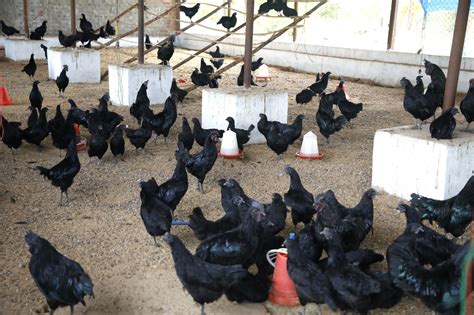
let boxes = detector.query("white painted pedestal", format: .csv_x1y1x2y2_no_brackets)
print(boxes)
48,47,100,83
372,126,474,200
108,64,172,106
202,87,288,144
4,38,47,61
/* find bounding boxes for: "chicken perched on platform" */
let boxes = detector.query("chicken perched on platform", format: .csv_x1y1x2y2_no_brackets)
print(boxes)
217,12,237,31
400,77,438,129
1,20,20,36
460,79,474,130
157,35,175,65
179,3,200,21
58,30,77,48
429,107,458,139
30,21,47,40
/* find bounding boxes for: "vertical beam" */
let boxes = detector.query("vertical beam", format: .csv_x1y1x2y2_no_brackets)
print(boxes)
442,0,470,110
387,0,398,50
293,0,298,42
23,0,29,35
243,0,255,88
138,0,145,64
227,0,232,16
70,0,76,36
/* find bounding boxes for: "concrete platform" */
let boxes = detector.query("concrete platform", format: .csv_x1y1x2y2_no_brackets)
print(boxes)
202,87,288,144
108,64,172,106
48,47,100,83
4,38,48,61
372,125,474,200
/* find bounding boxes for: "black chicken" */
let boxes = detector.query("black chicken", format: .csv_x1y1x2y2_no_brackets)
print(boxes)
105,20,115,35
183,132,219,193
49,105,75,154
224,272,270,303
79,13,93,32
1,20,20,36
258,0,273,14
460,79,474,130
237,64,258,86
170,79,188,103
210,47,224,59
286,232,338,314
145,34,152,50
22,54,37,80
429,107,458,139
110,125,125,159
336,81,363,124
191,68,211,86
217,12,237,31
162,232,247,315
1,116,22,156
258,114,304,159
30,21,47,39
178,118,194,151
410,176,474,238
424,59,446,96
157,35,175,65
210,59,223,70
179,3,200,21
225,117,254,150
316,108,347,144
189,207,240,241
125,125,152,152
297,222,323,262
35,140,81,205
414,75,425,95
160,94,178,142
191,117,224,147
27,106,38,129
29,80,43,110
22,107,49,149
130,81,151,123
156,144,188,211
284,165,315,228
200,58,214,74
88,125,108,163
58,30,77,48
309,71,331,95
56,65,69,97
251,57,264,71
139,178,172,246
219,178,254,219
40,44,48,59
196,208,266,266
400,77,438,128
26,232,94,315
295,88,314,106
68,99,89,128
260,193,288,239
282,4,298,17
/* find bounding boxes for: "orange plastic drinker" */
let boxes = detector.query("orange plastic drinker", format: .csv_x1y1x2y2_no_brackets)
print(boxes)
0,86,13,105
268,249,300,306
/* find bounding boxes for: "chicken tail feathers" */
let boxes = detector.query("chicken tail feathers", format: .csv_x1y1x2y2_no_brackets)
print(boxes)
188,207,210,240
35,166,50,177
409,193,438,221
247,124,255,133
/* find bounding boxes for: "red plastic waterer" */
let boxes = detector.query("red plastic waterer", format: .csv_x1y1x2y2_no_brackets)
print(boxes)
267,249,300,306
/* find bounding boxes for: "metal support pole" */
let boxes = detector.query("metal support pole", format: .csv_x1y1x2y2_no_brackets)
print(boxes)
387,0,398,50
70,0,76,36
442,0,470,111
23,0,29,36
243,0,255,88
138,0,145,64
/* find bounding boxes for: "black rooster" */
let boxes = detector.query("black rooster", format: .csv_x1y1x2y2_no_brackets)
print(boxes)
170,79,188,103
410,176,474,238
22,54,37,80
68,99,89,128
22,107,49,149
79,13,93,32
162,232,247,315
309,71,331,95
29,80,43,110
189,207,240,241
179,3,200,21
400,77,438,128
26,232,94,315
225,117,254,150
130,81,152,123
49,105,75,154
336,80,363,125
56,65,69,97
157,35,175,65
35,140,81,205
30,21,47,39
429,107,458,139
284,165,315,228
217,12,237,31
88,125,108,163
460,79,474,130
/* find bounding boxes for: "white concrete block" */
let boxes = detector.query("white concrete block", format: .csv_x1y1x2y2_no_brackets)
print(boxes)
48,47,100,83
372,126,474,200
4,38,48,61
202,87,288,144
108,64,173,106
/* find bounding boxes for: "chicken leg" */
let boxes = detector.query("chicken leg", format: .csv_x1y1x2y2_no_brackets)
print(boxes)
200,304,205,315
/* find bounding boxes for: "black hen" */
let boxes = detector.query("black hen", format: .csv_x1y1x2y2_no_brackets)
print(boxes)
191,68,211,87
110,125,125,159
22,107,49,149
258,0,273,14
35,140,81,205
22,54,37,79
191,117,224,146
183,132,219,193
178,117,194,151
49,105,75,153
30,21,47,39
196,208,266,266
27,106,38,128
29,80,43,110
1,116,22,155
179,3,200,21
26,232,94,315
40,44,48,59
217,12,237,31
410,176,474,237
400,77,438,128
284,165,315,227
219,178,255,219
160,94,178,142
296,88,314,106
79,13,93,32
286,232,338,314
225,116,254,150
139,178,172,245
88,125,108,162
125,125,152,152
68,99,89,128
130,81,151,123
1,20,20,36
58,30,77,48
105,20,115,35
210,59,223,70
309,71,331,95
259,115,304,159
460,79,474,130
316,108,347,144
162,232,247,315
200,58,214,74
237,64,258,86
170,79,188,103
56,65,69,97
189,207,239,241
157,36,175,65
209,46,224,59
145,34,152,50
224,272,270,303
414,75,425,94
260,193,288,239
156,143,188,211
251,57,264,71
429,107,458,139
282,4,298,17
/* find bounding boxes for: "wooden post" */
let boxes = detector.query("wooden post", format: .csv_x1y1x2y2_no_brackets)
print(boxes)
70,0,76,36
293,0,298,42
138,0,145,64
23,0,29,36
442,0,471,110
227,0,232,16
387,0,398,50
243,0,255,88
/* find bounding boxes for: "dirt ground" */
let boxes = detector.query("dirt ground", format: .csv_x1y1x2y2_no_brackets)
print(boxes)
0,46,471,315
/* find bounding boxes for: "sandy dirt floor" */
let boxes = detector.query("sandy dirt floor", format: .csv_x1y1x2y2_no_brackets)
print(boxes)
0,46,471,315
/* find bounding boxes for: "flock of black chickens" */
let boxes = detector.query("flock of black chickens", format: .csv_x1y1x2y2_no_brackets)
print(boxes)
2,4,474,315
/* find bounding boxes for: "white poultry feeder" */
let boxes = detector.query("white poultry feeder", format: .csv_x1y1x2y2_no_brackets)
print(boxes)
296,131,323,159
218,130,243,159
256,64,271,84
